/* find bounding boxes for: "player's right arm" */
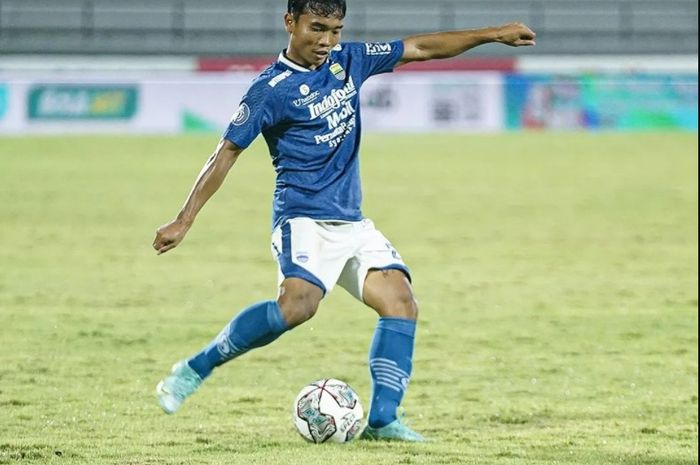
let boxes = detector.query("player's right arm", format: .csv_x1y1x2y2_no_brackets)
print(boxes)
153,69,281,255
153,139,244,255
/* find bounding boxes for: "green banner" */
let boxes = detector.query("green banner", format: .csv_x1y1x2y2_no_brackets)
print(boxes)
28,85,138,120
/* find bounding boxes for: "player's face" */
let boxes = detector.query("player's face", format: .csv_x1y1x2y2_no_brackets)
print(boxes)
285,12,343,69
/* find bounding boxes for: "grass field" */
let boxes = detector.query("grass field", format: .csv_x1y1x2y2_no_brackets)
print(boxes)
0,133,697,465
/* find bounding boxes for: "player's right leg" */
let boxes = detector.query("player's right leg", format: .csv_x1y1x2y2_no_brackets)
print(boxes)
156,279,323,414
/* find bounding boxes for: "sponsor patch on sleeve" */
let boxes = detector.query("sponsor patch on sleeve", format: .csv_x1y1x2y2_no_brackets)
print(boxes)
230,103,250,126
365,42,393,56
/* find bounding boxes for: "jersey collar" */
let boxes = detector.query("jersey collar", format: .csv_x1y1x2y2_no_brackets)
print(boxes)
278,50,326,73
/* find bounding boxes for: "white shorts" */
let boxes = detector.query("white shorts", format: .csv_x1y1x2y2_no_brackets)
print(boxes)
270,217,410,301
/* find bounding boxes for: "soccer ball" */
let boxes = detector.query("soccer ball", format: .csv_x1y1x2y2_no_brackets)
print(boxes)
292,378,364,443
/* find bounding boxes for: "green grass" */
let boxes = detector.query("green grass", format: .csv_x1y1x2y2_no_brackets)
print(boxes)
0,133,697,465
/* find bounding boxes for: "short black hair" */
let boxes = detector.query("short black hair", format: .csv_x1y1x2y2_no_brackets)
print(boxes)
287,0,346,21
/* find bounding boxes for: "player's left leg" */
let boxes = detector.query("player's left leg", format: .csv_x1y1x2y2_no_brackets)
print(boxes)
335,219,425,441
359,269,425,442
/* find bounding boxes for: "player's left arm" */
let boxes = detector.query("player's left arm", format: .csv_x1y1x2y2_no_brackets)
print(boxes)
398,22,536,66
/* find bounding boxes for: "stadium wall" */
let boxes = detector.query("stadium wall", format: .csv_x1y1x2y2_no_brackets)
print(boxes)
0,56,697,135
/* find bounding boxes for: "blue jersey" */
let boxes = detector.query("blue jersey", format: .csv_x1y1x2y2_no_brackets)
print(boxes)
223,41,404,230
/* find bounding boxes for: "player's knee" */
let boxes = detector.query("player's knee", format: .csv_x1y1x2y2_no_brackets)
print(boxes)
277,289,320,327
377,289,418,320
394,290,419,320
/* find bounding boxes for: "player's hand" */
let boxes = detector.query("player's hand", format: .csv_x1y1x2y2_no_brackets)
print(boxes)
153,219,191,255
495,22,536,47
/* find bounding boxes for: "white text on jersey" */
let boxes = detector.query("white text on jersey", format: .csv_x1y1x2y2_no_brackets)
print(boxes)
269,71,293,88
308,77,357,120
365,43,393,56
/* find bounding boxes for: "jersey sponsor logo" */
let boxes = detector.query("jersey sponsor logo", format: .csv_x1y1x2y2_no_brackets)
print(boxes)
313,114,356,147
268,70,292,88
231,103,250,126
299,84,311,96
293,91,321,107
307,77,359,147
365,42,393,56
325,101,355,130
308,76,357,120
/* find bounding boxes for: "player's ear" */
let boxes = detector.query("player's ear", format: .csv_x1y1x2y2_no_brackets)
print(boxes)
284,13,295,33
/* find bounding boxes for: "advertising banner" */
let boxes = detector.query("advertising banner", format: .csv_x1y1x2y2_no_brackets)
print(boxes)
360,72,504,132
506,74,698,130
0,71,696,134
0,72,505,134
0,73,255,134
27,85,138,121
0,84,8,121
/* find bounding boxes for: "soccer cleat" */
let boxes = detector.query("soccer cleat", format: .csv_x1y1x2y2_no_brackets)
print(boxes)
360,418,426,442
156,360,203,414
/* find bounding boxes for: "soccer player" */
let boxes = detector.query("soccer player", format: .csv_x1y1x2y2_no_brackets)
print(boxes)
154,0,535,441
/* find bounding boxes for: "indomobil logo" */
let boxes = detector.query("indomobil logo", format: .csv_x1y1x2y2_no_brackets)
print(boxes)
28,85,138,120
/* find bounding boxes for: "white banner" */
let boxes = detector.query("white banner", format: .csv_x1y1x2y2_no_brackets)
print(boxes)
361,72,503,132
0,71,504,135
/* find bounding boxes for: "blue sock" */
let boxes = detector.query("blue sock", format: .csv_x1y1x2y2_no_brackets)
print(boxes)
187,300,289,379
368,317,416,428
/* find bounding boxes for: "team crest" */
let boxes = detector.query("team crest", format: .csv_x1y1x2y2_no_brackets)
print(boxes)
329,63,346,80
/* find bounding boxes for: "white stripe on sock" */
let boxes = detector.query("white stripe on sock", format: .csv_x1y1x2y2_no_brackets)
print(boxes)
371,367,406,382
371,364,408,377
375,378,403,392
370,358,410,377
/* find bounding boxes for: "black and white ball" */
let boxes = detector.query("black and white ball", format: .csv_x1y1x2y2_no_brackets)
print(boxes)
292,378,364,443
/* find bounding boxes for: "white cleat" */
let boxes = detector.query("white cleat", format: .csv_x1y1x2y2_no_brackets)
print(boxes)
156,361,203,414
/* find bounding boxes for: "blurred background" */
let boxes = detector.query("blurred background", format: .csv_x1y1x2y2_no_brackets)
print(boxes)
0,0,697,134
